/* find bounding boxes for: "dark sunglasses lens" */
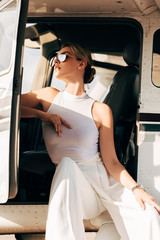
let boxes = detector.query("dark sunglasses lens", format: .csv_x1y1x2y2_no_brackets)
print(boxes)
49,54,67,67
58,54,67,62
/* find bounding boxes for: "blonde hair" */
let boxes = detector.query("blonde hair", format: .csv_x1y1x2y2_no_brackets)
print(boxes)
61,42,96,84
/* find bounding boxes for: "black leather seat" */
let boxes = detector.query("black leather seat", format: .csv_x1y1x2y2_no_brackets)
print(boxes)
103,41,140,176
18,118,56,202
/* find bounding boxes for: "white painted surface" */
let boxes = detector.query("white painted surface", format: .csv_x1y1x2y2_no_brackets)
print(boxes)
138,130,160,204
0,0,21,203
0,235,16,240
0,233,96,240
0,205,47,233
140,16,160,114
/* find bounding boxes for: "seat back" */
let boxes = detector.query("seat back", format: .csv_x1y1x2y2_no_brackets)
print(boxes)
103,42,140,166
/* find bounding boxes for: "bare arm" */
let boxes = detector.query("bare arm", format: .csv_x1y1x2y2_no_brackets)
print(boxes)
93,102,160,213
21,87,59,113
97,103,137,189
21,87,71,136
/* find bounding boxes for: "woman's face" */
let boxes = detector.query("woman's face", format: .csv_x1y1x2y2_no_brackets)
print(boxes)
54,46,82,81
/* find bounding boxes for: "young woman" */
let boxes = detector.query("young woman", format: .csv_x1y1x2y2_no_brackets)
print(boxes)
21,42,160,240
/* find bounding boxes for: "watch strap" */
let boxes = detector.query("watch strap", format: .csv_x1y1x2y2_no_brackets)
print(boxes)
131,184,146,192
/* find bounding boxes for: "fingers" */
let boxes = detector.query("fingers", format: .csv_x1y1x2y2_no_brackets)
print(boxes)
53,116,62,136
50,114,71,136
155,205,160,215
135,189,160,214
138,198,146,210
60,117,72,129
138,198,160,214
143,193,160,214
146,198,160,214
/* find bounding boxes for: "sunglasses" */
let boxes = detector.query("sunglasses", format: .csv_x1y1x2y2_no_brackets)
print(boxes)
50,53,70,67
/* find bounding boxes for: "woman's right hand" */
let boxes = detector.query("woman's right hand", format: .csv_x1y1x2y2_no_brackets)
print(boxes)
40,112,72,136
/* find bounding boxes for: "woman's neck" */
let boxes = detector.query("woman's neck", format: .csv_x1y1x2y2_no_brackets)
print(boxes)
65,82,85,96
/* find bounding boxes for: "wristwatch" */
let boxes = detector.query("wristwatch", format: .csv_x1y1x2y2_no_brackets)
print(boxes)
131,184,146,192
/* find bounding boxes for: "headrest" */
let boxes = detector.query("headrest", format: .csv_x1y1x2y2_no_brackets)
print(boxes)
123,42,140,67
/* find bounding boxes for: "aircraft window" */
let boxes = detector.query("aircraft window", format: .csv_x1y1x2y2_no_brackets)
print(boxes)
92,53,127,66
51,53,126,102
0,0,18,75
21,42,41,93
152,29,160,87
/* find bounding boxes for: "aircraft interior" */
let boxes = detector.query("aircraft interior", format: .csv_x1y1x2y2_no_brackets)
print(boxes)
10,18,142,203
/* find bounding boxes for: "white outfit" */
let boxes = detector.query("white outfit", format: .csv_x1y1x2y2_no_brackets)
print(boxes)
42,90,160,240
42,90,98,164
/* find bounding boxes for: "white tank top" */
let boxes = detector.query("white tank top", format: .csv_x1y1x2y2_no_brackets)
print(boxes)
42,90,99,164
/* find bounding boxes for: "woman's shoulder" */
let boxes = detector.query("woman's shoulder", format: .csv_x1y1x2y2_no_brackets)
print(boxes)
32,87,60,112
46,87,60,98
33,87,59,100
94,101,112,115
36,86,59,95
93,101,113,126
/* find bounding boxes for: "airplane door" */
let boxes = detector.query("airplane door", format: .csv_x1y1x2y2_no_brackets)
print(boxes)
0,0,28,203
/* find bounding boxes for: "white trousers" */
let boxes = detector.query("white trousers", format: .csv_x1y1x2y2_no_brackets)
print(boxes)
45,154,160,240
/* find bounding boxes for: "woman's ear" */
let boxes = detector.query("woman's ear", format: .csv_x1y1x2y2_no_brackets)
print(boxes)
78,60,87,70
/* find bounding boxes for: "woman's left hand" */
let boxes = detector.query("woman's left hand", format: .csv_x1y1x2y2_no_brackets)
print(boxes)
133,188,160,214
